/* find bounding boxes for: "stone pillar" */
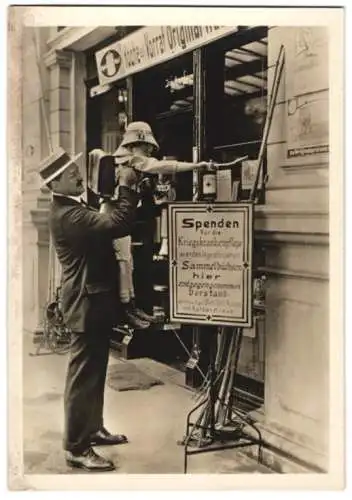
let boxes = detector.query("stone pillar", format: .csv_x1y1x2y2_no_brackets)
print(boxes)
44,48,73,151
250,27,329,472
30,46,87,334
71,51,87,190
30,48,73,334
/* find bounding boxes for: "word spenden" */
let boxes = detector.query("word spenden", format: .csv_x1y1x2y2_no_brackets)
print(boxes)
181,217,240,231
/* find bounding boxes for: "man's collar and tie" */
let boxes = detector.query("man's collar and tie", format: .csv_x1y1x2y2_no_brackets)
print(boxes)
52,192,88,205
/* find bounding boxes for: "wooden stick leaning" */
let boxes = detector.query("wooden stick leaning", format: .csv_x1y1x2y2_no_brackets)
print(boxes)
215,329,236,424
221,328,242,426
249,45,285,202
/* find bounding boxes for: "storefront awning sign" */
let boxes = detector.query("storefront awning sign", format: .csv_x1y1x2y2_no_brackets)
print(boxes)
168,202,253,327
95,25,238,86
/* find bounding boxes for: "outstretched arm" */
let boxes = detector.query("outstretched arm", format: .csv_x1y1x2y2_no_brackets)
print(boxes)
131,155,209,174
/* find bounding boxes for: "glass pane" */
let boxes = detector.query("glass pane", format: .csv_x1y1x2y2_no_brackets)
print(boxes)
222,34,268,157
154,52,194,117
133,51,193,162
101,86,128,154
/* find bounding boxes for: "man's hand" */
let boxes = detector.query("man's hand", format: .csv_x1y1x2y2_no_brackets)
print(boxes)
118,167,139,190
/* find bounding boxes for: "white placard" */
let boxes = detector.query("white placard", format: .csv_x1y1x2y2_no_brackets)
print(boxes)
287,93,329,158
241,160,261,190
216,169,232,201
168,203,253,327
232,181,240,201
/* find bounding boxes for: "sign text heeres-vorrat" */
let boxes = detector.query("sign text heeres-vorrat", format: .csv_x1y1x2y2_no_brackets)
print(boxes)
182,217,240,231
123,26,221,69
96,26,239,85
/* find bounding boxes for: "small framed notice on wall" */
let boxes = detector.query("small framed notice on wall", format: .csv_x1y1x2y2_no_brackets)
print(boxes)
285,27,329,159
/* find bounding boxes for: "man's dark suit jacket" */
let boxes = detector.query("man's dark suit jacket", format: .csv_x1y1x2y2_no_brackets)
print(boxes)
48,186,138,332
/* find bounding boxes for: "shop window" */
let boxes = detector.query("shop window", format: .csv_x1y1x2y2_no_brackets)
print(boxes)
134,52,193,156
203,28,268,407
223,39,267,148
133,52,194,200
226,31,267,406
132,53,195,365
100,85,128,154
210,29,268,204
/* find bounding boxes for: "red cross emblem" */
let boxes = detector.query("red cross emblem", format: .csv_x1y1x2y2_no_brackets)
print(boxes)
100,49,121,78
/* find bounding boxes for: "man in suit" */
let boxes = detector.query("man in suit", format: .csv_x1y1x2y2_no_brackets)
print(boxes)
39,147,139,472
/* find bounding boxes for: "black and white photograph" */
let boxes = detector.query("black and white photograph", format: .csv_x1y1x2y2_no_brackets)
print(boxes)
7,3,345,491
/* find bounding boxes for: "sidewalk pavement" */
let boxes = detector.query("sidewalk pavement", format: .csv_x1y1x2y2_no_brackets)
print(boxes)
22,332,271,475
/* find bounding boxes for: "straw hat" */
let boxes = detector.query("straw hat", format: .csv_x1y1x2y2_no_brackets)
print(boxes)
39,147,82,187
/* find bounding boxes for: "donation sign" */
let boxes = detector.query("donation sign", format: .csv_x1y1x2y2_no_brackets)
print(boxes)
168,203,253,327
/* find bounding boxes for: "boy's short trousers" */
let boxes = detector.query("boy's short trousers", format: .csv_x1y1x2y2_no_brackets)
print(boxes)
113,235,132,262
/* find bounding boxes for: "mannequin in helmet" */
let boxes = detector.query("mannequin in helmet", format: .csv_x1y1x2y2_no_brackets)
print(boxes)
111,122,210,327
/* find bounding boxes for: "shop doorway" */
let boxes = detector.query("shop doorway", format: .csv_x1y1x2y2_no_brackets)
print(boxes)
132,53,195,370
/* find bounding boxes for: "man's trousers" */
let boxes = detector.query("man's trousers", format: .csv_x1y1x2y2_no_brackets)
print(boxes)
63,293,116,454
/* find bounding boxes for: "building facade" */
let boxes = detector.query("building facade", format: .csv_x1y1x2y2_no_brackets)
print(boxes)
21,25,329,472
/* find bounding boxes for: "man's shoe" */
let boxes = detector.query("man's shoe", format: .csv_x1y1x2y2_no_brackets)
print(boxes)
66,447,115,472
91,427,128,447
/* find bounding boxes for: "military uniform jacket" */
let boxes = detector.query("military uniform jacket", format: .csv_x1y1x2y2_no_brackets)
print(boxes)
48,186,138,332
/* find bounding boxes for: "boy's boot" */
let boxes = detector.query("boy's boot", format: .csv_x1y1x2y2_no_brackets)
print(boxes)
124,302,150,329
129,299,157,323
